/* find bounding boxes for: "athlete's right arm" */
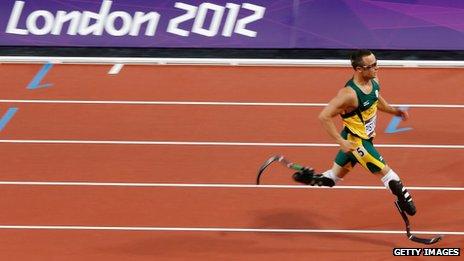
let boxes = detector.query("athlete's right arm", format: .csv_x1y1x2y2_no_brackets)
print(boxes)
318,88,358,153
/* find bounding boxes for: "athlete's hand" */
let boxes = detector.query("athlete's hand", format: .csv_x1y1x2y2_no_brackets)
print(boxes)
339,139,357,153
396,109,409,120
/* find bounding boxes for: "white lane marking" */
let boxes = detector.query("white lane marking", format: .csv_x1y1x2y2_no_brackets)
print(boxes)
1,56,464,68
0,99,463,108
0,139,463,149
108,64,124,75
0,225,461,235
0,181,462,191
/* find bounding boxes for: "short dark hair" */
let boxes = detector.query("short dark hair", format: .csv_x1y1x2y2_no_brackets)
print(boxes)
350,49,373,70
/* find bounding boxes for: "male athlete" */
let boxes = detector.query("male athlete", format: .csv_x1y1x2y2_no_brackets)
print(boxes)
293,49,416,216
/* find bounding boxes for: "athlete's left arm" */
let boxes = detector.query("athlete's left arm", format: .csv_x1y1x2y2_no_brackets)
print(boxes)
377,95,409,120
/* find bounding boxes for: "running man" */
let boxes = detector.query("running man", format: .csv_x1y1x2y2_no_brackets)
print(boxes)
293,49,416,216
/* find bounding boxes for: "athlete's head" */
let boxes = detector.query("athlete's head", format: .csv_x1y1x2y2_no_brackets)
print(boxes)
351,49,378,79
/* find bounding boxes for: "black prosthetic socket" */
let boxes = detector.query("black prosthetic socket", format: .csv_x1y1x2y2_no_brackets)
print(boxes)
389,180,416,216
293,168,335,187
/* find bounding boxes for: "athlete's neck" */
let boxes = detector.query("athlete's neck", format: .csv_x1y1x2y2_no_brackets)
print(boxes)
353,74,370,85
353,74,372,90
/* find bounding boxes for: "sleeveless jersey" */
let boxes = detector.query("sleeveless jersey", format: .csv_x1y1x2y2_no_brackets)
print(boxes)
341,79,380,139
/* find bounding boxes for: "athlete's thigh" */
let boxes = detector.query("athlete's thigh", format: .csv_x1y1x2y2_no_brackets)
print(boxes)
347,135,386,174
334,149,357,171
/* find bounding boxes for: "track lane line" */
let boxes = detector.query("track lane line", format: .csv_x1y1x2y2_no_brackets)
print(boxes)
0,225,462,235
0,181,462,191
108,64,124,75
0,99,463,108
1,139,463,149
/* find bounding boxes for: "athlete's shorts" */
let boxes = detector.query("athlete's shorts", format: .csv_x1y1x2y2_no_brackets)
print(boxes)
334,128,386,173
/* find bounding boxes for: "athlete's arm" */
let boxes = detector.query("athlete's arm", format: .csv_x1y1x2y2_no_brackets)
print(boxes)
377,95,409,120
318,88,358,153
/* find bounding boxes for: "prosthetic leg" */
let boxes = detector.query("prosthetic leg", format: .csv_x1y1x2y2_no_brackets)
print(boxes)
389,180,416,216
292,168,335,187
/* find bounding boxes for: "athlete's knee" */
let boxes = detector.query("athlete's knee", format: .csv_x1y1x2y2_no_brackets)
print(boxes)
331,163,351,179
378,165,391,176
380,168,400,189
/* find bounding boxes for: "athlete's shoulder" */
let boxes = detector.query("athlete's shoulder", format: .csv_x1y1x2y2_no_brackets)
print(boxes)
339,86,356,96
345,78,355,87
335,87,357,106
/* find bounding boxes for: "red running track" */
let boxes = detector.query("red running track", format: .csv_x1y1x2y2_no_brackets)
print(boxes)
1,64,463,103
1,104,464,145
0,64,463,260
0,145,463,187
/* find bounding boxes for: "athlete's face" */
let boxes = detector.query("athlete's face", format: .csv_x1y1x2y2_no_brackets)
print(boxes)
357,54,378,79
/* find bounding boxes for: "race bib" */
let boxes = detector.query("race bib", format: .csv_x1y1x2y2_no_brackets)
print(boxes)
365,115,377,137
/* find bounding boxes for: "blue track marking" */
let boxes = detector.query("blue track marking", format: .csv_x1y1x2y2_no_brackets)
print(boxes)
384,107,412,134
27,63,53,89
0,108,18,132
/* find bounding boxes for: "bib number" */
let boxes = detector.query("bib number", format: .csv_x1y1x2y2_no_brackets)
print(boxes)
365,115,377,137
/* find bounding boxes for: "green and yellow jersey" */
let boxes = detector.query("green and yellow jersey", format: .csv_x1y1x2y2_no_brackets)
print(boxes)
341,79,380,140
